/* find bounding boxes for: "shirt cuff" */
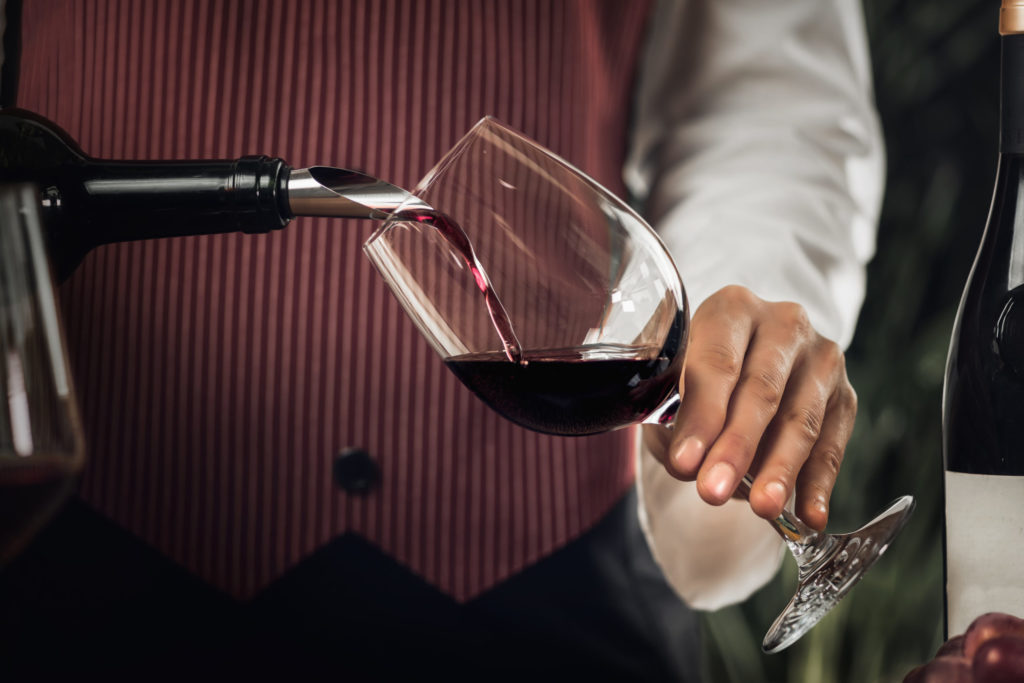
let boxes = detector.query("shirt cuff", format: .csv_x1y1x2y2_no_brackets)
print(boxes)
634,426,786,611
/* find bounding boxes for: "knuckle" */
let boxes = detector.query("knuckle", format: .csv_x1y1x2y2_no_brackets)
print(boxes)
842,383,858,415
829,378,857,416
718,283,747,301
744,366,786,411
785,406,823,444
697,342,744,378
717,285,758,311
815,444,844,481
776,301,811,335
818,338,844,369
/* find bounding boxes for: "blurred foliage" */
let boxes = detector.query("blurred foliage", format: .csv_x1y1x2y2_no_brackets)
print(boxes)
701,1,1000,681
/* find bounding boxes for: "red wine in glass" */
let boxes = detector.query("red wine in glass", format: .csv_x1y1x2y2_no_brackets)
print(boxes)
445,342,684,436
0,461,78,564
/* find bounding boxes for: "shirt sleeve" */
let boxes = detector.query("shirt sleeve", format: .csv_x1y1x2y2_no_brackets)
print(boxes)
625,0,884,611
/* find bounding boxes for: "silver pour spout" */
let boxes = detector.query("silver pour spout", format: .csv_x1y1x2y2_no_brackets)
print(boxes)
287,167,429,219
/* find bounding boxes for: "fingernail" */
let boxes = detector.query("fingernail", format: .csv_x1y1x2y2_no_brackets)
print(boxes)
673,437,705,472
765,481,788,509
704,462,736,500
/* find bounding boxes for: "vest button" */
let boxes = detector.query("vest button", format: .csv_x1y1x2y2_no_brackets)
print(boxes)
333,448,380,494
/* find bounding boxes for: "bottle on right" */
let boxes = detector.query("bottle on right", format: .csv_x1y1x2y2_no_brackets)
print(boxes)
941,0,1024,638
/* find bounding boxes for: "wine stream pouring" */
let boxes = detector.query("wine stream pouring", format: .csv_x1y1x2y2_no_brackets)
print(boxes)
0,108,428,280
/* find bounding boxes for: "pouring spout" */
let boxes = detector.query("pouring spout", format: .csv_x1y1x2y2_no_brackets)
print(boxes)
286,167,429,219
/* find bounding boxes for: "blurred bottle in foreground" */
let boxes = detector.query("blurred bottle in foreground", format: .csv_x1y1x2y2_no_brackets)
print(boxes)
0,183,85,564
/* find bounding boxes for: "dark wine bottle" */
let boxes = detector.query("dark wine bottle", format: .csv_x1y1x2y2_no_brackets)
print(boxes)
0,107,416,280
941,1,1024,637
0,108,291,280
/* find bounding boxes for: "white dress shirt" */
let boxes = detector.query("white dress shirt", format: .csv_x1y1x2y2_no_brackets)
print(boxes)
627,0,884,610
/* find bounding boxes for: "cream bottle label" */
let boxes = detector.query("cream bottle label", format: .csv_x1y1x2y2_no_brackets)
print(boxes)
945,471,1024,635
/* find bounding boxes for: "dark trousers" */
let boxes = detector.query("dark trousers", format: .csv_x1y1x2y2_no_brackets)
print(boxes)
0,488,701,681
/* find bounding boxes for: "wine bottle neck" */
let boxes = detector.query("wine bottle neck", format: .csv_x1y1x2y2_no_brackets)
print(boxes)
1001,34,1024,154
0,108,297,278
79,156,291,242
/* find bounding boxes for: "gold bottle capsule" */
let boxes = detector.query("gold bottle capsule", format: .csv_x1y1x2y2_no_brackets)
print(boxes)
1001,0,1024,35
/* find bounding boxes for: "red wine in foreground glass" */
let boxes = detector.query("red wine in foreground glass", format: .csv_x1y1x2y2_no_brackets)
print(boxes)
445,341,684,436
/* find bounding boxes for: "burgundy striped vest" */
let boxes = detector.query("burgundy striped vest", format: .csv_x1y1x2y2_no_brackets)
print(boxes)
18,0,653,601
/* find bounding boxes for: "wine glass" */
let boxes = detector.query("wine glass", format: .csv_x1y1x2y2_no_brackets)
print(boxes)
0,183,86,565
363,117,914,653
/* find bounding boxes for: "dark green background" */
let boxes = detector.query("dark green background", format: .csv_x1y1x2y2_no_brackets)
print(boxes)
701,2,1000,681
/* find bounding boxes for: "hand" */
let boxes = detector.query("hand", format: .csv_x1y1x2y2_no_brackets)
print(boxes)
902,612,1024,682
658,285,857,530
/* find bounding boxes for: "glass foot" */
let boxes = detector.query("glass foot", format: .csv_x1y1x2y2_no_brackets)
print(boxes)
761,495,916,654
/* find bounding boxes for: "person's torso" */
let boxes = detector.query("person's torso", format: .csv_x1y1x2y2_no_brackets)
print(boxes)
17,0,653,600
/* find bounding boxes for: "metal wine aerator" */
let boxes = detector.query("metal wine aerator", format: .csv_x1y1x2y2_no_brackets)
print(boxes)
286,167,430,219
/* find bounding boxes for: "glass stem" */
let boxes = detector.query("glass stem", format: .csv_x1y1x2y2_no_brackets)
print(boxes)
735,473,839,574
